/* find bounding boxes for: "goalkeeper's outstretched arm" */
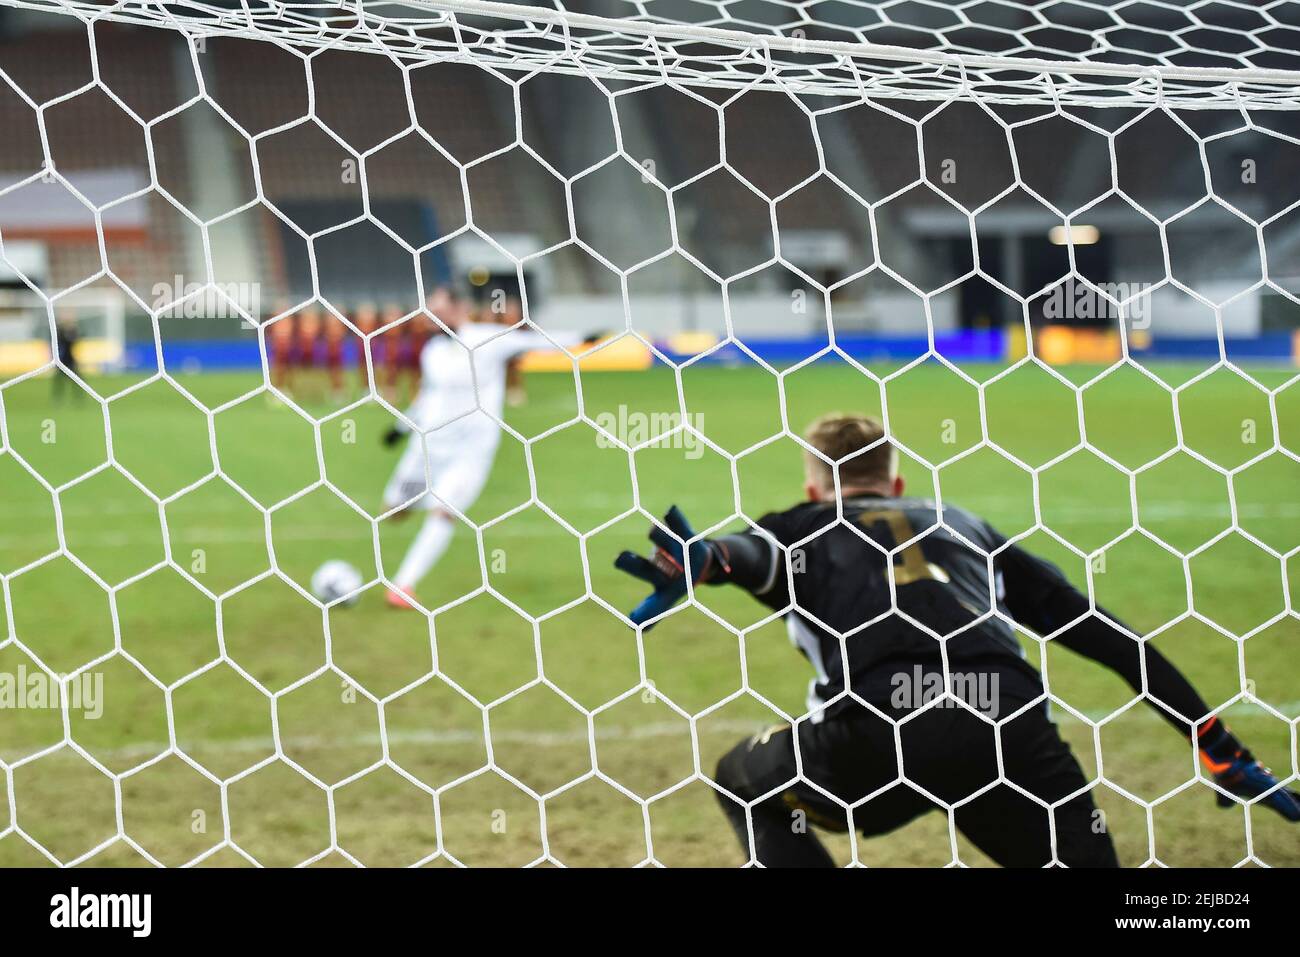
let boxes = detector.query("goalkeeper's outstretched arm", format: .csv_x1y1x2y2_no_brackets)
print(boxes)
996,541,1211,732
703,532,784,595
612,507,784,627
996,540,1300,822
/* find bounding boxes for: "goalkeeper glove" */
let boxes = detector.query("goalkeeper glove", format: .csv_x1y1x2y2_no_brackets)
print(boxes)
1199,719,1300,822
614,505,726,629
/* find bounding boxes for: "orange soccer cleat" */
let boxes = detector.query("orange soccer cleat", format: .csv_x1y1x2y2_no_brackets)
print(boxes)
385,585,419,610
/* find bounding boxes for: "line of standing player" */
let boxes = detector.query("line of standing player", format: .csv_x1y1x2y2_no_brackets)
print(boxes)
265,299,529,408
265,301,429,405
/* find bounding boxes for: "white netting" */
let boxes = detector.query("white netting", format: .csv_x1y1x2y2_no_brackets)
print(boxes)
0,0,1297,867
6,0,1300,106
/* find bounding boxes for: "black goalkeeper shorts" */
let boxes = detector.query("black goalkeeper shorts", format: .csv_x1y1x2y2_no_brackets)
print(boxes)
714,696,1119,867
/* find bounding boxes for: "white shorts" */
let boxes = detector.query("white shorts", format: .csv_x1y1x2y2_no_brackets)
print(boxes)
382,424,499,516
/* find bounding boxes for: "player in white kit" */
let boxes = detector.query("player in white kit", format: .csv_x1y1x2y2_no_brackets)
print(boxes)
381,288,590,609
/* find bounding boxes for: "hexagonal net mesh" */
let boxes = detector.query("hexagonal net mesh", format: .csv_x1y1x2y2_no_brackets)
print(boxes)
8,0,1300,106
0,0,1297,868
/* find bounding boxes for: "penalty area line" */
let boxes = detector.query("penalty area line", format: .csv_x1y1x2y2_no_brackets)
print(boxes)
82,700,1300,763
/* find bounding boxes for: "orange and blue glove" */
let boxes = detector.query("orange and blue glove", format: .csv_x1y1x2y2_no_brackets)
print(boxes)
1199,718,1300,822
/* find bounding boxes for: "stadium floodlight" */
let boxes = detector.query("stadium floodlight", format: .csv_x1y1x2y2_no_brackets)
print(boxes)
1049,226,1101,246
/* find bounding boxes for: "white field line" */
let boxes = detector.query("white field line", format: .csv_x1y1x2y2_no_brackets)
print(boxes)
5,494,1300,523
101,718,760,761
2,501,1299,552
78,700,1300,764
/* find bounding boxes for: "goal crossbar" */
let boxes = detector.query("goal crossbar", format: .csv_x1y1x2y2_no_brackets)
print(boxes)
6,0,1300,108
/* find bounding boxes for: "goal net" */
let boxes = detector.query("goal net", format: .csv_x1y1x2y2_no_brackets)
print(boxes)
0,0,1297,868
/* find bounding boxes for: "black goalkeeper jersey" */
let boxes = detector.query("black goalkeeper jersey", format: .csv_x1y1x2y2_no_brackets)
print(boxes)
746,495,1051,718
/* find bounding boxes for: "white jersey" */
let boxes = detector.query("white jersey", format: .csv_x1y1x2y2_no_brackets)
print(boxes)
383,321,582,514
405,321,579,435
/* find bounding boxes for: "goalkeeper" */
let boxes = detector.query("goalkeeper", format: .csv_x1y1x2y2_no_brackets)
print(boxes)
615,413,1299,867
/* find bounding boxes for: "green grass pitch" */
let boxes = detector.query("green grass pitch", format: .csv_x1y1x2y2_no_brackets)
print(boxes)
0,354,1297,867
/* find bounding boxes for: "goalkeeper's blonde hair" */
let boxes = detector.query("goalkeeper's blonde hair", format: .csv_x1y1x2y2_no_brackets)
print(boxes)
803,414,897,494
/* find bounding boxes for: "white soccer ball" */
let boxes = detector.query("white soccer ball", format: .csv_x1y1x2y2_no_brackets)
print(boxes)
311,560,363,607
